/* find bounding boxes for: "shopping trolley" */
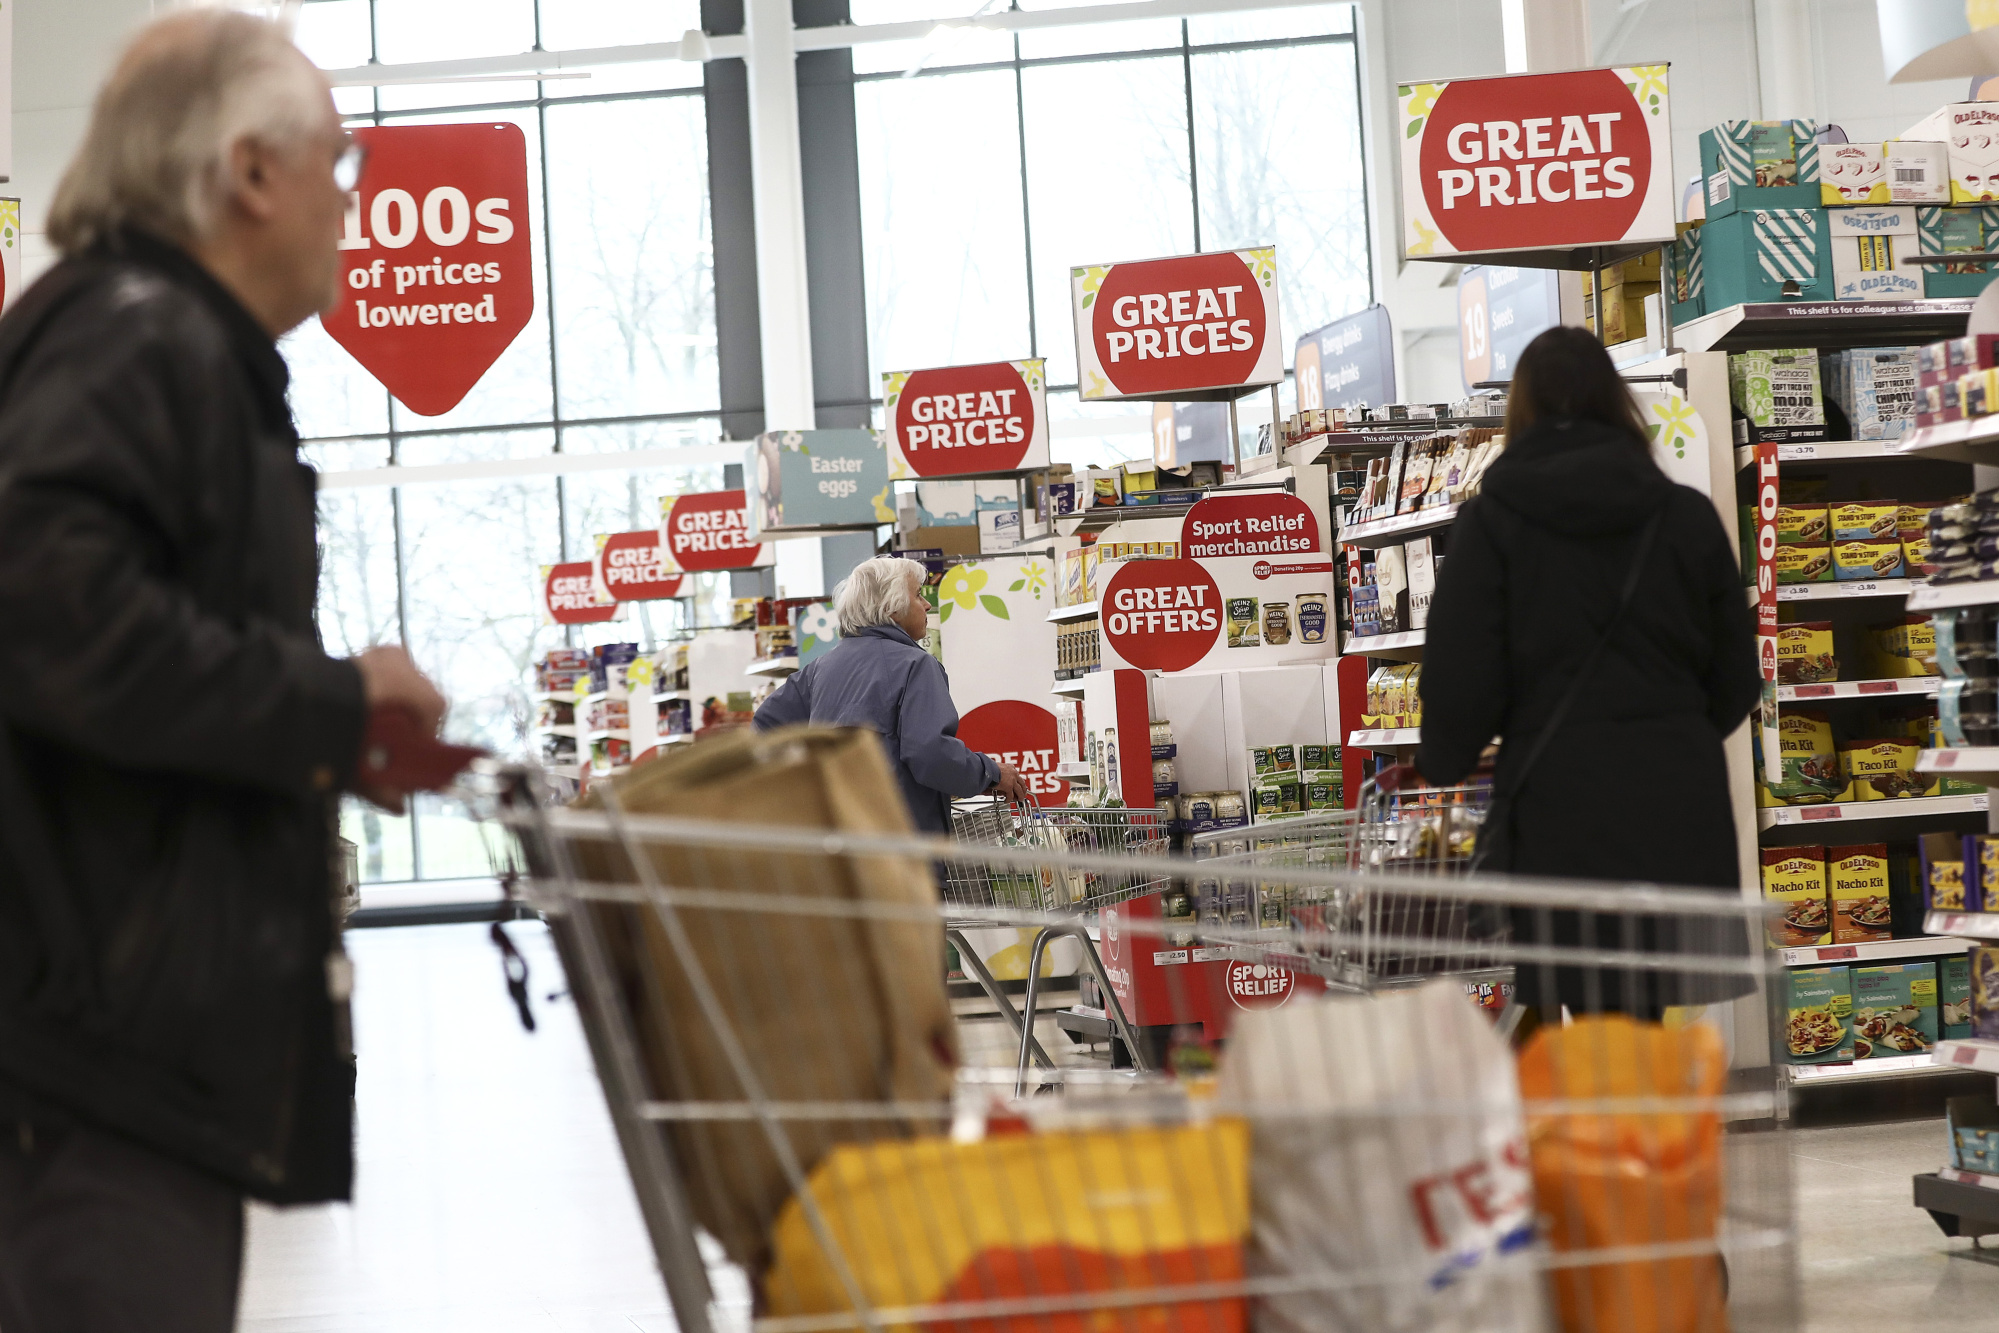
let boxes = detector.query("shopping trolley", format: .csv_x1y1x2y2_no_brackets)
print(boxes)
940,797,1169,1085
462,760,1798,1333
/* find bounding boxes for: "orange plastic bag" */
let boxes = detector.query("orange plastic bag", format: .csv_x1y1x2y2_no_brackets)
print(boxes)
1515,1016,1728,1333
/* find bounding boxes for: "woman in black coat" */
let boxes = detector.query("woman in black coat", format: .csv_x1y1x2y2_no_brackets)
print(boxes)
1411,326,1760,1017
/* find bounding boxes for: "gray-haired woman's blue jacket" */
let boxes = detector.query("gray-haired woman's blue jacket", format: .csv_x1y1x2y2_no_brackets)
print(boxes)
751,622,998,831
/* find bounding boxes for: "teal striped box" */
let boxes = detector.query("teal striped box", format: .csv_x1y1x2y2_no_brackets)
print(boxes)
1695,208,1835,309
1700,120,1823,219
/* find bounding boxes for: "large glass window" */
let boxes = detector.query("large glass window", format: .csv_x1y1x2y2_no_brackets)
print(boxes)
289,1,721,885
850,2,1369,468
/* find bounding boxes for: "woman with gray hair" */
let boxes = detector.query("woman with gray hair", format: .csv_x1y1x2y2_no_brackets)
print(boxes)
755,557,1031,830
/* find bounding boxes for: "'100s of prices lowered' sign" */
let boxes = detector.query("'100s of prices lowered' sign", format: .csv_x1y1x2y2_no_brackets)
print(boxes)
321,123,534,415
658,491,771,573
884,359,1049,480
1100,559,1223,672
1398,67,1674,261
1072,248,1284,402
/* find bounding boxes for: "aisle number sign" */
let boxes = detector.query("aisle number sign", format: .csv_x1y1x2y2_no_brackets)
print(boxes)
1754,442,1780,782
541,561,618,625
657,491,772,573
1072,248,1284,401
321,124,535,415
1399,67,1675,261
883,359,1049,479
592,530,686,602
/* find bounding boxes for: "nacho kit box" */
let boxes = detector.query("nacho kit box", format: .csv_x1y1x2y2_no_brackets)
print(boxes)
1761,845,1829,948
1850,961,1939,1059
1783,965,1853,1065
1829,843,1893,944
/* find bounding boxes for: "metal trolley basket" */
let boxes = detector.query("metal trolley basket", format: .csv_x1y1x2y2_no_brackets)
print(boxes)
464,761,1799,1333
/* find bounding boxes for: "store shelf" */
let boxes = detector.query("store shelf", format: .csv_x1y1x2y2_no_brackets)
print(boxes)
1915,1171,1999,1233
1936,1039,1999,1074
1733,440,1913,468
535,724,578,737
1778,936,1969,968
545,762,582,779
584,728,631,741
652,689,690,702
1757,791,1989,830
1054,498,1199,535
1775,578,1916,603
659,732,695,746
1047,601,1099,623
1055,761,1091,778
1338,503,1459,546
1341,629,1424,660
1778,677,1941,702
1347,727,1421,748
1787,1052,1951,1085
1283,417,1505,468
1893,414,1999,466
1051,678,1089,697
1926,910,1999,939
745,656,800,678
1675,298,1973,354
1917,748,1999,786
534,690,584,702
1908,580,1999,611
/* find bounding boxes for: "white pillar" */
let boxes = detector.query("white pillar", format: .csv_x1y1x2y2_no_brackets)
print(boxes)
1520,0,1589,72
743,0,816,432
1754,0,1819,121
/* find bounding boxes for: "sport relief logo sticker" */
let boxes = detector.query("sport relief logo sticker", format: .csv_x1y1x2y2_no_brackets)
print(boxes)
958,699,1069,807
888,361,1043,477
1101,558,1222,672
1226,960,1296,1010
1091,252,1267,397
322,123,534,416
659,491,769,573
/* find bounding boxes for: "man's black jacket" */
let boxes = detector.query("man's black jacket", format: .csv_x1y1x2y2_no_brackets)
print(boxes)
0,231,365,1201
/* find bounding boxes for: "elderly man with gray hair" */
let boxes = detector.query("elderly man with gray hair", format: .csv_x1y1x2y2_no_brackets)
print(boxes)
755,557,1032,830
0,11,449,1331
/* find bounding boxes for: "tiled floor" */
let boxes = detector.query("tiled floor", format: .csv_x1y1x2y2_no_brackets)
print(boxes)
239,922,1999,1331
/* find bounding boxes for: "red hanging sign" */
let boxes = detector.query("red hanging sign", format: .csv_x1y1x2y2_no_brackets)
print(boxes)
1072,248,1284,402
1180,493,1323,560
1755,441,1780,782
321,123,534,416
958,700,1069,807
542,561,617,624
593,530,685,602
659,490,772,573
1100,559,1223,672
884,359,1049,478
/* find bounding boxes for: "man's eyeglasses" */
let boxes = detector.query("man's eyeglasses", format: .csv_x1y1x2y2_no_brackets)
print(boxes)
334,140,368,193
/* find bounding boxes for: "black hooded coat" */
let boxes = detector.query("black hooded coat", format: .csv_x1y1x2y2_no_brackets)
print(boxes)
1414,417,1760,1010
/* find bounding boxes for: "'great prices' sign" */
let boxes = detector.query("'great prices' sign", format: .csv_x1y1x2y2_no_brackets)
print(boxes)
1072,248,1283,402
1100,559,1222,671
658,491,772,573
1180,493,1322,561
542,561,617,625
884,359,1048,479
322,123,534,415
958,699,1069,807
593,530,685,602
1398,67,1674,261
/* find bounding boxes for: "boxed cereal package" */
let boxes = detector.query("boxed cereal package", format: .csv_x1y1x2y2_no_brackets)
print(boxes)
1784,965,1854,1064
1851,961,1939,1058
1829,843,1893,944
1943,953,1973,1040
1762,845,1830,947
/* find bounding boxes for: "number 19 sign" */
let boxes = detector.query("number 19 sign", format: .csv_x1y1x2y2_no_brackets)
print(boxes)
321,123,534,416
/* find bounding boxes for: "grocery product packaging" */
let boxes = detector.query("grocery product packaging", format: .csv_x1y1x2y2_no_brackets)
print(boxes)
573,725,958,1272
1220,982,1545,1333
1823,206,1922,301
1729,347,1827,446
1699,209,1835,309
1829,843,1893,943
1943,954,1973,1040
1943,103,1999,202
1302,778,1341,811
1822,347,1918,439
1830,500,1902,543
1669,223,1704,323
765,1119,1250,1333
1851,961,1939,1058
1920,831,1976,913
1760,844,1830,947
1774,621,1837,684
1406,536,1436,631
1863,615,1938,677
1832,540,1906,581
1947,1096,1999,1173
1774,544,1834,583
1775,504,1830,544
1766,710,1845,804
1975,947,1999,1040
1517,1016,1727,1333
1700,119,1822,216
1838,738,1927,799
1297,743,1337,779
1821,141,1889,205
1784,965,1854,1063
1915,206,1999,298
1887,140,1951,204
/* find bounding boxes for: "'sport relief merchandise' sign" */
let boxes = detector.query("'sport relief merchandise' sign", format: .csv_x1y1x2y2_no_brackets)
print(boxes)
884,359,1049,479
322,123,534,415
749,430,893,538
1180,492,1322,561
1398,67,1675,264
1072,248,1284,402
592,530,686,602
1293,304,1396,412
542,561,618,625
657,491,772,574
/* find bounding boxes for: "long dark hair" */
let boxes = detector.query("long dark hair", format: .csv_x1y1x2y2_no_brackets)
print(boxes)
1501,325,1650,446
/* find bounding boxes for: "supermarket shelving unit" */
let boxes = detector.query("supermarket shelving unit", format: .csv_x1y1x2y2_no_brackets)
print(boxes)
1685,299,1983,1088
1914,912,1999,1236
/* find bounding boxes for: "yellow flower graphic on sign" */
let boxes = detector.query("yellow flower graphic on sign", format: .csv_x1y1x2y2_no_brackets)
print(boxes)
937,564,1009,623
1627,64,1668,116
1408,217,1442,256
1649,396,1699,459
1076,265,1112,309
1247,246,1277,289
1401,82,1443,138
1009,560,1048,599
